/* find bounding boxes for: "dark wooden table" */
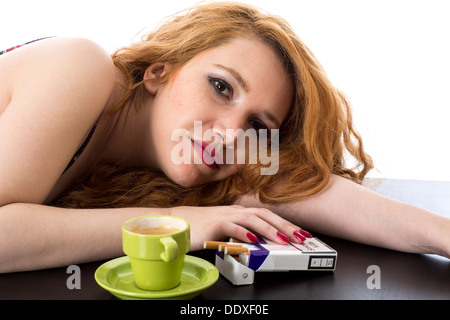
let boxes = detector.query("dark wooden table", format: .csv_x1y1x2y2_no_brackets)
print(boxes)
1,179,449,303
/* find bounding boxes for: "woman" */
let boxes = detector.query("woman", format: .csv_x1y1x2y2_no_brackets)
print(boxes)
0,2,448,273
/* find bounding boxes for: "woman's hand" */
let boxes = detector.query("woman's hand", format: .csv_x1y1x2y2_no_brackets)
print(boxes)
168,205,312,251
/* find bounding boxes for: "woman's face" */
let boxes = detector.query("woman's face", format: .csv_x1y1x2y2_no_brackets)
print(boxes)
146,36,294,187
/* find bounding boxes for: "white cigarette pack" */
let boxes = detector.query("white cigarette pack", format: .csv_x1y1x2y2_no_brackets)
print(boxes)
214,237,337,285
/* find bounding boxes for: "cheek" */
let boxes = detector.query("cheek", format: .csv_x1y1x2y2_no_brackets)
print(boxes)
153,86,191,140
168,74,212,119
167,72,193,107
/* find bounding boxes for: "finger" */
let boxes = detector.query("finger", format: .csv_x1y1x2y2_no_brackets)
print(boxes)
241,207,307,244
228,212,291,245
297,229,313,238
220,222,259,244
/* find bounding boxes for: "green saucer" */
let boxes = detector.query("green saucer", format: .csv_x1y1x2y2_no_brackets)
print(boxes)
95,255,219,300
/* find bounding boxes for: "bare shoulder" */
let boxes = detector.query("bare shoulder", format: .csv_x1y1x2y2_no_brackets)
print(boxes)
0,38,117,205
0,37,114,72
10,37,115,93
1,37,116,116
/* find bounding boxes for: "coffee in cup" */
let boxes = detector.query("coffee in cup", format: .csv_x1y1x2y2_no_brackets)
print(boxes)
122,215,190,291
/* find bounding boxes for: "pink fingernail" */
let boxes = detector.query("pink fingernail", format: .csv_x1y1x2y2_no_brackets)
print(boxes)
247,232,258,243
299,229,313,238
293,231,306,242
277,232,290,243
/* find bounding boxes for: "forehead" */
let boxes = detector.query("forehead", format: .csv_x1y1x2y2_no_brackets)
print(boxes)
189,36,288,82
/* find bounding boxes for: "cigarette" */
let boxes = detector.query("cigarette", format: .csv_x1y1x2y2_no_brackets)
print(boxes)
217,244,246,252
224,246,249,255
203,241,245,251
230,255,240,262
203,241,228,250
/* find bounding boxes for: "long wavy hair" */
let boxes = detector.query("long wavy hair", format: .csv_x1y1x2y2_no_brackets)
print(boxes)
53,1,373,209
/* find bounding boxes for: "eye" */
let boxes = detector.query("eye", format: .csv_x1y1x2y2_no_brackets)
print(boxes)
208,77,233,100
249,119,269,136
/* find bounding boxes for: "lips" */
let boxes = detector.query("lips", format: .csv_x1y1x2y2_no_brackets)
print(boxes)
191,139,220,170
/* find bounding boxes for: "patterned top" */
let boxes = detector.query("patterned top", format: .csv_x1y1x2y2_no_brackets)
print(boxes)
1,37,99,174
0,37,53,55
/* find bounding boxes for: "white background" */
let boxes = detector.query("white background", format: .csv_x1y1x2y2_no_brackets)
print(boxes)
1,0,449,181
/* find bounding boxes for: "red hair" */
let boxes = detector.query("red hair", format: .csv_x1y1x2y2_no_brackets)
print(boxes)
54,1,373,208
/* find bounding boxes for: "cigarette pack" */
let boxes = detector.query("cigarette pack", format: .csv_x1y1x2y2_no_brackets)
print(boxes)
214,237,337,285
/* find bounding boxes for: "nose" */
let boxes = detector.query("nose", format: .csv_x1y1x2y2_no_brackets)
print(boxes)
211,114,247,148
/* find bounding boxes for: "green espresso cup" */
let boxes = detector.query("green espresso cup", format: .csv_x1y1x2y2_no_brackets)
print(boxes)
122,215,190,291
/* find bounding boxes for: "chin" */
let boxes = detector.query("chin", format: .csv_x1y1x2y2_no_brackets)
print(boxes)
165,165,205,188
172,176,198,188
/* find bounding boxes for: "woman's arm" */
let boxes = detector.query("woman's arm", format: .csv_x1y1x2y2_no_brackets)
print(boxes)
237,174,450,258
0,203,303,273
0,203,157,273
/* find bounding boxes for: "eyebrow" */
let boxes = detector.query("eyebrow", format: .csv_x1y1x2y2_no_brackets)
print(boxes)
213,64,248,92
213,63,282,128
262,111,281,128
